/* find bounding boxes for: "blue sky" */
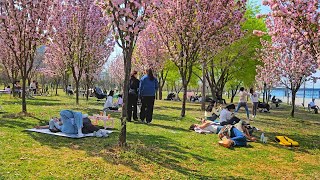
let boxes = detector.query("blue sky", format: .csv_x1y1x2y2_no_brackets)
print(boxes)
108,0,320,88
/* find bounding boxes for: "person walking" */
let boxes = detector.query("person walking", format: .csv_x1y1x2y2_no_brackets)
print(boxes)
139,68,158,124
235,87,250,121
127,71,140,122
250,88,259,119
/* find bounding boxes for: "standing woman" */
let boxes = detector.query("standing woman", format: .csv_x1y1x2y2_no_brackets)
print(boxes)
127,71,140,122
235,87,250,121
250,88,259,119
139,68,158,124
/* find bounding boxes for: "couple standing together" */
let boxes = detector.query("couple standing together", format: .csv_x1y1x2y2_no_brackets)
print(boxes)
127,69,158,124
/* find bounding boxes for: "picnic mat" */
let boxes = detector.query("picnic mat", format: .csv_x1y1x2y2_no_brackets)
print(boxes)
26,128,113,139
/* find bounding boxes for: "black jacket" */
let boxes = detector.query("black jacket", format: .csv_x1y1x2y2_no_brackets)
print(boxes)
129,77,140,95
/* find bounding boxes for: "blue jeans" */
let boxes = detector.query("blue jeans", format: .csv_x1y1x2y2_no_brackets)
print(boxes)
60,110,83,134
235,102,250,119
230,127,247,147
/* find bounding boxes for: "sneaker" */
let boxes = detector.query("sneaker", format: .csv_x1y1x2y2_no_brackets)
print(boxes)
100,129,109,137
94,130,103,137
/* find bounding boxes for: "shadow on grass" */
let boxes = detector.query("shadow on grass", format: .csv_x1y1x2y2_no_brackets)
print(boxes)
0,119,35,129
27,130,216,178
141,123,190,132
157,105,199,112
26,101,63,106
27,98,61,102
152,113,180,122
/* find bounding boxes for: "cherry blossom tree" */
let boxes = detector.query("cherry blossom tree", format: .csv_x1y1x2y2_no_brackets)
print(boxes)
256,0,319,117
133,22,168,99
154,0,247,117
44,45,69,96
97,0,159,146
0,1,55,113
260,0,319,64
255,40,281,103
49,0,113,104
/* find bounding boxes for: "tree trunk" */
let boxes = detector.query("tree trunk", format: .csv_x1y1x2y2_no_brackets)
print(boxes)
119,51,132,147
12,82,16,97
155,89,158,100
291,91,296,117
21,77,27,113
181,84,187,117
231,90,235,103
263,83,266,103
55,82,58,96
75,80,79,105
86,83,89,101
201,63,206,111
159,86,163,100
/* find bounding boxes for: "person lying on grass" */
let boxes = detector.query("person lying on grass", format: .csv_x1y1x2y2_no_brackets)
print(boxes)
217,125,247,148
189,119,222,134
35,110,108,137
189,119,257,147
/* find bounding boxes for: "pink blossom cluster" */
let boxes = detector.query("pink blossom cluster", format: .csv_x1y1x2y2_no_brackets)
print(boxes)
96,0,160,46
45,0,114,81
153,0,247,65
259,0,319,64
256,0,319,90
0,0,55,77
132,22,167,73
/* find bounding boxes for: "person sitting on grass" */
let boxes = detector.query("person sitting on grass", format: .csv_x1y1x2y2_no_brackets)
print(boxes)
219,104,235,125
67,85,74,95
205,100,220,121
308,99,319,114
103,90,119,111
35,110,108,137
116,94,123,107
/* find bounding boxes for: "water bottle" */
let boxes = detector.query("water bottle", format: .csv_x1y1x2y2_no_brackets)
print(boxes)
260,133,265,143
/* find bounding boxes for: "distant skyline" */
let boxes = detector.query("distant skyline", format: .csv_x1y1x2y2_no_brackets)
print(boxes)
107,0,320,88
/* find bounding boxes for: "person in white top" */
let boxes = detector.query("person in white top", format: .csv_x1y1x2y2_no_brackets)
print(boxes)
250,88,259,118
30,80,37,95
116,94,123,107
308,99,319,114
4,86,11,94
235,87,250,120
219,104,235,124
104,90,119,111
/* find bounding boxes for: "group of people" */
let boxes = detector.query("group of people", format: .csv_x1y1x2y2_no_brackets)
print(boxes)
191,102,258,148
126,69,158,123
102,68,158,124
230,87,260,121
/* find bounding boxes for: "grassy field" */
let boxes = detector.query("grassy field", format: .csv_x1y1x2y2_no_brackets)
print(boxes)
0,91,319,179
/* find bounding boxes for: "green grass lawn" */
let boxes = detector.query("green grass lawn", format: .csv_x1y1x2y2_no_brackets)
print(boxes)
0,91,319,179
